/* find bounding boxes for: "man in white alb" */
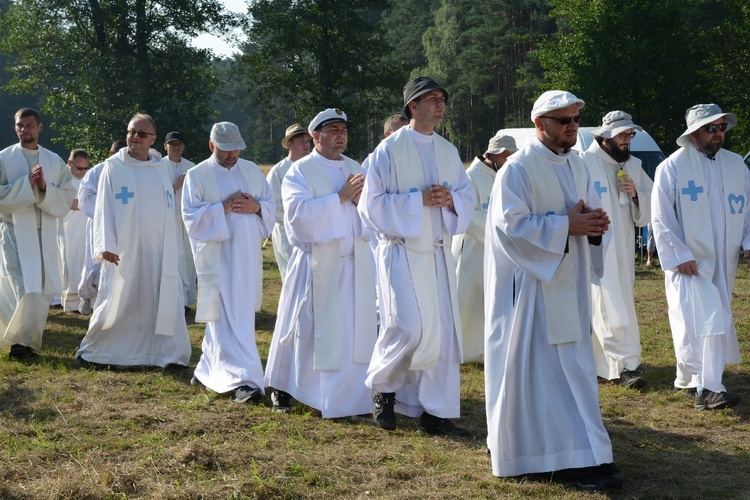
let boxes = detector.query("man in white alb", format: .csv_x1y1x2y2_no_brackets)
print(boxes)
76,114,190,368
264,108,377,417
162,131,197,309
451,133,517,364
182,122,274,403
580,111,653,389
266,123,311,282
652,103,749,410
0,108,75,359
359,77,474,435
484,91,622,491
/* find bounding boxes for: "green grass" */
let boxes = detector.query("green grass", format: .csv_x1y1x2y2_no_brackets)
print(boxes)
1,248,750,498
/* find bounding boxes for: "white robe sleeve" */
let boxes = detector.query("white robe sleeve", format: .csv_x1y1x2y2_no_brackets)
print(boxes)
442,157,475,236
0,158,36,215
630,161,653,227
255,177,275,238
464,171,486,244
37,157,76,219
78,165,101,219
180,172,231,243
490,162,569,283
93,163,119,259
651,159,694,270
266,161,286,225
283,165,345,245
358,144,431,238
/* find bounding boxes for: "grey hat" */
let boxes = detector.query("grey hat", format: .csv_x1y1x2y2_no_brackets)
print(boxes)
676,103,738,147
403,76,449,118
308,108,352,135
531,90,585,122
591,111,643,139
210,122,246,151
485,135,518,156
164,131,185,144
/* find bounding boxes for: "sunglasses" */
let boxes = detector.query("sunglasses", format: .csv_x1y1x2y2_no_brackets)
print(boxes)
127,129,156,138
539,114,582,125
702,123,728,133
71,163,90,171
617,130,637,140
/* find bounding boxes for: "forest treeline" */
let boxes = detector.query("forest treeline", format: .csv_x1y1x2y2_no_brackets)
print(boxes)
1,0,748,163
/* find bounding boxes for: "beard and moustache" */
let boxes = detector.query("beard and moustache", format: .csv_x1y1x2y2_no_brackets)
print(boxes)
602,138,631,163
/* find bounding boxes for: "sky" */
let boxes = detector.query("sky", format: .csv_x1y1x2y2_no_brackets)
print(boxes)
190,0,248,58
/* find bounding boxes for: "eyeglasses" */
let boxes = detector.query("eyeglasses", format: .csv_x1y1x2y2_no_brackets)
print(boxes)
702,123,728,134
539,114,582,125
617,130,637,140
127,129,156,138
71,163,90,171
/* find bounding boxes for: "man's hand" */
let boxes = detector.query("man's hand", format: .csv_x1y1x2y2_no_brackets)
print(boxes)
422,184,454,210
102,251,120,266
71,199,79,210
231,192,261,215
567,200,610,236
222,191,243,213
173,173,186,192
29,165,46,191
617,177,637,197
677,260,698,275
339,173,364,204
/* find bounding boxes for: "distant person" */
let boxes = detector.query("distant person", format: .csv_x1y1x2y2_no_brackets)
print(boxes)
580,111,653,389
645,223,656,267
183,122,274,403
264,108,377,417
485,91,621,491
383,114,408,138
451,133,517,364
76,114,190,368
359,77,474,435
77,139,126,315
58,149,91,313
652,104,749,410
0,108,76,359
266,123,311,282
162,131,197,309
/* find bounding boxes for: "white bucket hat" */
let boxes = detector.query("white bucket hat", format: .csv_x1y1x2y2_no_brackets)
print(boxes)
485,135,518,156
591,110,643,139
531,90,585,122
676,103,737,147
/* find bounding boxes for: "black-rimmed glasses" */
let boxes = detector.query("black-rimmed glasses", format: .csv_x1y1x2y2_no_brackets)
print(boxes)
702,123,728,134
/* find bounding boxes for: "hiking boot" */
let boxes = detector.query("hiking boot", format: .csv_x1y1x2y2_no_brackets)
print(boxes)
372,392,397,430
9,344,38,360
234,385,263,403
694,389,740,410
620,369,647,389
420,412,470,437
271,390,292,413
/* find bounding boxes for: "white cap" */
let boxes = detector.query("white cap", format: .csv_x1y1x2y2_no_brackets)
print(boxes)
531,90,585,122
591,110,643,139
210,122,246,151
308,108,352,136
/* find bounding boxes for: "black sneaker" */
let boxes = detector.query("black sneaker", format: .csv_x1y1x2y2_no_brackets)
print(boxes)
567,474,624,492
234,385,262,403
271,390,292,413
77,356,107,370
420,412,470,437
694,389,740,410
9,344,38,359
372,392,397,430
620,369,647,389
674,386,697,400
190,375,204,387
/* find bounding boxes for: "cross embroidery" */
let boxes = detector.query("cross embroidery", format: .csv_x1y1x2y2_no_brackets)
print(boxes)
682,180,704,201
442,181,453,190
594,181,608,199
166,190,173,209
115,186,135,205
409,188,418,193
482,196,490,209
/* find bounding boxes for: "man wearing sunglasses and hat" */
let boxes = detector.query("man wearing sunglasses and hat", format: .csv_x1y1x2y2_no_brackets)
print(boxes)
652,104,750,411
451,133,517,364
484,91,621,491
581,111,653,390
358,77,474,436
266,123,311,282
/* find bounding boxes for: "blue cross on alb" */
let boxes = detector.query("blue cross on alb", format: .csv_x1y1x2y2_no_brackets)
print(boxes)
409,188,418,193
594,181,608,199
442,181,453,190
482,196,490,209
166,190,173,209
115,186,135,205
682,180,704,201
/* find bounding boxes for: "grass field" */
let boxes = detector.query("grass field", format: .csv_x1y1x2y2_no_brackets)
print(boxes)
1,247,749,499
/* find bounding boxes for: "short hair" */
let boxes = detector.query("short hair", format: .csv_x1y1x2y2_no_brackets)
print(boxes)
129,113,156,133
111,139,127,154
384,114,408,136
68,149,88,162
15,108,42,124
